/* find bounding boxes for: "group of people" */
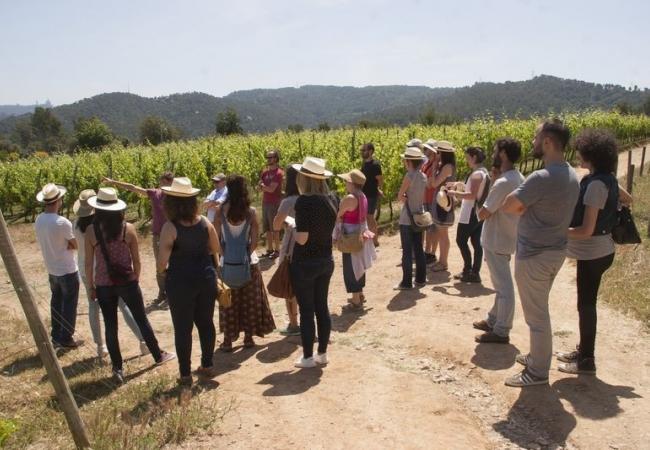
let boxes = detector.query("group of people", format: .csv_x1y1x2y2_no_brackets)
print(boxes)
33,118,632,388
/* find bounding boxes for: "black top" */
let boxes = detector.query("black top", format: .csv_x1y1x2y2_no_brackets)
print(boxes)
292,194,337,261
361,159,382,198
168,217,215,279
570,173,619,236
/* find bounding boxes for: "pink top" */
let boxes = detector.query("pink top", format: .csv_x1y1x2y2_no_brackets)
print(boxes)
146,188,166,235
94,224,137,287
342,193,368,225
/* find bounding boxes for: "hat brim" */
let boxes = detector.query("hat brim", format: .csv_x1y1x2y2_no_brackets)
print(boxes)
73,199,95,217
436,147,456,153
36,186,67,204
160,186,201,197
401,154,426,160
423,144,438,153
211,177,225,182
87,197,127,211
291,163,333,180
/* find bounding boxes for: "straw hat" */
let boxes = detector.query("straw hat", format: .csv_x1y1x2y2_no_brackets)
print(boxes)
423,139,438,154
211,173,226,182
73,189,97,217
401,147,426,160
406,138,423,149
436,140,455,153
36,183,67,204
161,177,201,197
338,169,366,187
437,187,453,212
291,156,333,180
87,187,127,211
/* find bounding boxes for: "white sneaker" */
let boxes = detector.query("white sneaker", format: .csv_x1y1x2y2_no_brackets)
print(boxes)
97,345,109,359
314,353,328,365
140,341,150,356
294,356,317,368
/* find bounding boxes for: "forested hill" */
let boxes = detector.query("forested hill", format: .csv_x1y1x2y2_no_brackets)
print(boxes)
0,76,647,140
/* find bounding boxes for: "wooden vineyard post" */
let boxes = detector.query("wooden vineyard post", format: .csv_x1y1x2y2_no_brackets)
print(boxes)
640,146,646,177
0,209,91,449
627,164,635,195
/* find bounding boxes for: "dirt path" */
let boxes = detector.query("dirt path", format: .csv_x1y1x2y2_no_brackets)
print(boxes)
1,146,649,449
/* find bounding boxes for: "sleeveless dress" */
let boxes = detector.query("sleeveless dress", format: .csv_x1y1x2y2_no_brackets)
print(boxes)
432,164,457,227
218,209,275,341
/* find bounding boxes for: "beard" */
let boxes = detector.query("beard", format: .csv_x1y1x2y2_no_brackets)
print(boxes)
532,142,544,159
493,152,502,168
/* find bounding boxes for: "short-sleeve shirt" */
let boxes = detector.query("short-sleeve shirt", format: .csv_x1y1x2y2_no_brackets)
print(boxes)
35,213,78,276
278,195,299,261
261,167,284,205
567,180,616,260
292,194,337,261
361,159,382,198
480,169,525,254
514,162,580,259
146,188,166,235
399,169,427,226
205,186,229,222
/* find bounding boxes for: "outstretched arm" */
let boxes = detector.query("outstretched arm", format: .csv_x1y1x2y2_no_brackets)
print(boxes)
103,176,148,197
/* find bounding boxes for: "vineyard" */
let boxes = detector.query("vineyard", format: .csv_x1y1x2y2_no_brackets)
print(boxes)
1,110,649,222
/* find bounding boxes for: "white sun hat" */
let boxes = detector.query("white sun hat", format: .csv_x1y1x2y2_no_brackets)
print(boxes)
87,187,127,211
401,147,426,160
36,183,67,204
437,187,453,212
292,156,333,179
161,177,201,197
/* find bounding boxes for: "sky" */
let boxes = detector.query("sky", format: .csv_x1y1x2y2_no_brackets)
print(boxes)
1,0,649,105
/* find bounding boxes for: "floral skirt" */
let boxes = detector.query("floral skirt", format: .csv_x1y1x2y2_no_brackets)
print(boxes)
219,265,276,341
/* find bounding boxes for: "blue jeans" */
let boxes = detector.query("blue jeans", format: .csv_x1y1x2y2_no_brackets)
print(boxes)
97,281,162,370
399,225,426,287
290,258,334,358
48,272,80,344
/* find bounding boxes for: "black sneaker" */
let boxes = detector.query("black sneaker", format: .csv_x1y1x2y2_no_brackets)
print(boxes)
461,271,481,283
112,368,125,384
558,357,596,375
425,253,437,264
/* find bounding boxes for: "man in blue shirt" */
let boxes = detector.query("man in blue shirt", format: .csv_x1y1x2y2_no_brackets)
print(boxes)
204,173,228,223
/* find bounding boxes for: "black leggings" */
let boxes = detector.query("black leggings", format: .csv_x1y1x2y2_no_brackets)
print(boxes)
97,281,162,371
290,258,334,358
166,272,217,377
577,253,614,359
456,211,484,273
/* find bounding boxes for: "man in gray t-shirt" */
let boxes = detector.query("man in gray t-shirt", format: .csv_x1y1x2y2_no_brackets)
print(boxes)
473,138,525,344
501,119,580,387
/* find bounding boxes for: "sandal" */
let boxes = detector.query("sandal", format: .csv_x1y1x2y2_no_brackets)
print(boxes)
431,262,448,272
219,342,233,353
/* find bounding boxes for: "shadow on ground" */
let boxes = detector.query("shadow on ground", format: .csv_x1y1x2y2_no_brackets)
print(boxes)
257,367,323,396
470,343,520,371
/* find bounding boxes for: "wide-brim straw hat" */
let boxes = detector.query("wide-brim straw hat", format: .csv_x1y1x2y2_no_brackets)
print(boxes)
36,183,67,204
437,187,453,212
73,189,97,217
423,142,438,153
401,147,426,160
338,169,366,187
87,187,127,211
161,177,201,197
436,140,455,153
292,156,333,180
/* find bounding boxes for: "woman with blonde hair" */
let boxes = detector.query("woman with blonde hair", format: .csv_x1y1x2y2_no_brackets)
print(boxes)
290,157,338,368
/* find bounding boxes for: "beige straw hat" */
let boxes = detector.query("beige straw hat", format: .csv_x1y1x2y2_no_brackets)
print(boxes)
87,187,127,211
161,177,201,197
338,169,366,187
401,147,426,160
291,156,333,179
73,189,97,217
36,183,67,204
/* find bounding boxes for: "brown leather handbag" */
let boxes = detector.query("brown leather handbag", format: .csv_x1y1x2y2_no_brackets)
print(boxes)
267,257,293,299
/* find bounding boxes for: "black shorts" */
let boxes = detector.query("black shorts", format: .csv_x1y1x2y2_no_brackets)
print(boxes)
367,196,379,215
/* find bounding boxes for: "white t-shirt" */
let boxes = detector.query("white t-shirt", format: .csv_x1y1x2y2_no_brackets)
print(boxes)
458,168,488,224
35,213,78,276
480,169,525,254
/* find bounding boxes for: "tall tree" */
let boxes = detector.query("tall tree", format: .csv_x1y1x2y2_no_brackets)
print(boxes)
73,117,114,151
139,116,180,145
215,108,243,136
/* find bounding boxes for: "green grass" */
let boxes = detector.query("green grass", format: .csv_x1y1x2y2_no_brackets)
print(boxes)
0,306,229,449
600,169,650,326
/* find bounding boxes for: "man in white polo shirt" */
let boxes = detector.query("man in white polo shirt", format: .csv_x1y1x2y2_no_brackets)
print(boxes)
34,183,83,349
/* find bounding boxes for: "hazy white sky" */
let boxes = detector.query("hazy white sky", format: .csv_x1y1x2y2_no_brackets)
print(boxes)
1,0,648,105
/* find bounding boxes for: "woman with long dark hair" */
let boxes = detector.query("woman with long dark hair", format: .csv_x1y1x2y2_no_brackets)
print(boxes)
216,175,275,351
86,188,174,383
448,146,489,283
157,177,221,386
74,189,146,360
430,141,457,272
272,165,301,335
558,129,632,375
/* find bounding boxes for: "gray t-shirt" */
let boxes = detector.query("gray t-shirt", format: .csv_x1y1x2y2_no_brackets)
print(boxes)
481,169,525,254
567,180,616,260
514,162,580,259
399,169,427,226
